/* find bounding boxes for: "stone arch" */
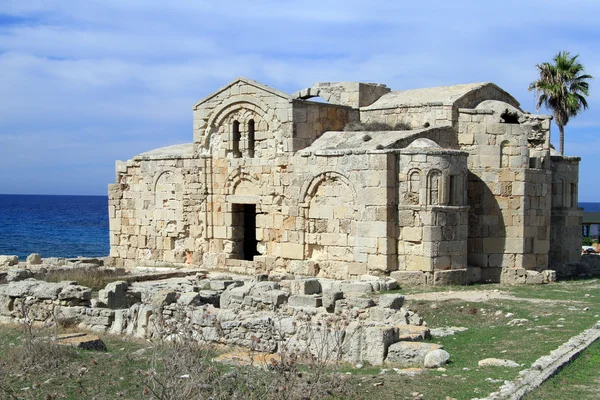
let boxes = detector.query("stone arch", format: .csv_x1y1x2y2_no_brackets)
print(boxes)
225,169,262,196
151,169,187,263
404,169,422,205
427,169,442,205
204,98,276,156
303,172,358,268
300,171,357,206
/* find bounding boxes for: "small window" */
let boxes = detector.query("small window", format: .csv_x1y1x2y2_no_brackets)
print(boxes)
248,119,255,158
500,141,510,168
428,171,441,205
232,120,241,158
570,183,577,208
406,171,421,205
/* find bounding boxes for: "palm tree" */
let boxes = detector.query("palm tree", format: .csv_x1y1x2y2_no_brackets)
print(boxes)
528,51,593,155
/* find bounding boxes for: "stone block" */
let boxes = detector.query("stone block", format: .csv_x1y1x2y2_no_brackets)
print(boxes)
6,269,33,283
465,266,482,284
340,281,373,293
397,325,431,341
385,342,443,366
542,269,557,283
363,325,397,366
379,294,404,309
480,267,502,283
280,243,304,259
322,290,343,311
390,271,427,286
500,268,527,285
53,333,107,351
210,280,241,291
290,278,321,295
433,269,466,286
98,281,132,309
287,295,322,308
346,296,376,309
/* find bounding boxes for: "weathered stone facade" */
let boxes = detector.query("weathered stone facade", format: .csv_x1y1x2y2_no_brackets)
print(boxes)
108,78,582,284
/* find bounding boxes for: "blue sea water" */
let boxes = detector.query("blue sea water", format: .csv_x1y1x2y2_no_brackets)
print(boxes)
580,202,600,212
0,194,109,260
0,195,597,261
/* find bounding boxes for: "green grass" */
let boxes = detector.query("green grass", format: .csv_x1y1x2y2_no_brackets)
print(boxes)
523,339,600,399
2,280,600,399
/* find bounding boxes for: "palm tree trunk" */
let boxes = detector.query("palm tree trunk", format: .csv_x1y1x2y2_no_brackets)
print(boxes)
559,125,565,155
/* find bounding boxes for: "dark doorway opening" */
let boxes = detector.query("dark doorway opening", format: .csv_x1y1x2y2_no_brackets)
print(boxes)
232,203,259,261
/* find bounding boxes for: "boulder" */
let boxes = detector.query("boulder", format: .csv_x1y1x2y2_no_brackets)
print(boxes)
379,294,404,309
6,269,33,283
385,342,443,366
57,283,92,302
424,349,450,368
26,253,42,265
0,255,18,268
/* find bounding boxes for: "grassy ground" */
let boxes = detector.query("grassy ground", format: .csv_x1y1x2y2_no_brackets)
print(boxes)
1,279,599,399
523,339,600,400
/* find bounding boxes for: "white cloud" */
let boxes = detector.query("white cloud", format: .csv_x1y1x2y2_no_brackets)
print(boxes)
0,0,599,194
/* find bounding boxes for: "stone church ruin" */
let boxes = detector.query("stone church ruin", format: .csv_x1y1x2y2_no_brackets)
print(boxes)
108,78,582,285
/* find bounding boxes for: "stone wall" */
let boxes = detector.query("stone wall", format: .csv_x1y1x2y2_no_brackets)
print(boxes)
0,275,433,366
550,156,583,265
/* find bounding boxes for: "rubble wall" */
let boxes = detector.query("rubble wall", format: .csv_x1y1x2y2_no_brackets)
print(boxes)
0,276,431,366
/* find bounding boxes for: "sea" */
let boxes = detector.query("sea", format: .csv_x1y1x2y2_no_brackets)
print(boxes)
0,194,599,261
0,194,109,260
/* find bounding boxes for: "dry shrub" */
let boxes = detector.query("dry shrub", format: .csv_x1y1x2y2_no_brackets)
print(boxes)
44,269,118,291
344,121,411,131
138,308,354,400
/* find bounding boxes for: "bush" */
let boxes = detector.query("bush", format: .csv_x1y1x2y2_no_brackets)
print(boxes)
582,237,595,246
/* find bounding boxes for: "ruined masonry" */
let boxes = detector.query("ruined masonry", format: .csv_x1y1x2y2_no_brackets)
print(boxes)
108,78,582,285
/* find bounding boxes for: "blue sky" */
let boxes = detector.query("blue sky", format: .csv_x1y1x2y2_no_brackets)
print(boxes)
0,0,599,199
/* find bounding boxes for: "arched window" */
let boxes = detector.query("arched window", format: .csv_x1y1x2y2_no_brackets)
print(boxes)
406,170,421,205
232,120,241,158
428,170,441,205
247,119,255,158
500,141,510,168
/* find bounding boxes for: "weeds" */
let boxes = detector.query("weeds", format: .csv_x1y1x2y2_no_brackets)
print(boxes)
43,269,120,291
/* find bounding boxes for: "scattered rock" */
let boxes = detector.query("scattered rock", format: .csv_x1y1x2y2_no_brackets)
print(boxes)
0,255,18,268
379,294,405,309
506,318,529,326
478,358,520,368
424,349,450,368
26,253,42,265
386,342,442,366
430,326,468,337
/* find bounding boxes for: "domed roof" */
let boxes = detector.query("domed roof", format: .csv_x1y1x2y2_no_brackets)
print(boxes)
406,138,441,149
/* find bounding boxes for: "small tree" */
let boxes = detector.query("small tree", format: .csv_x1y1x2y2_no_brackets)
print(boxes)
528,51,593,155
